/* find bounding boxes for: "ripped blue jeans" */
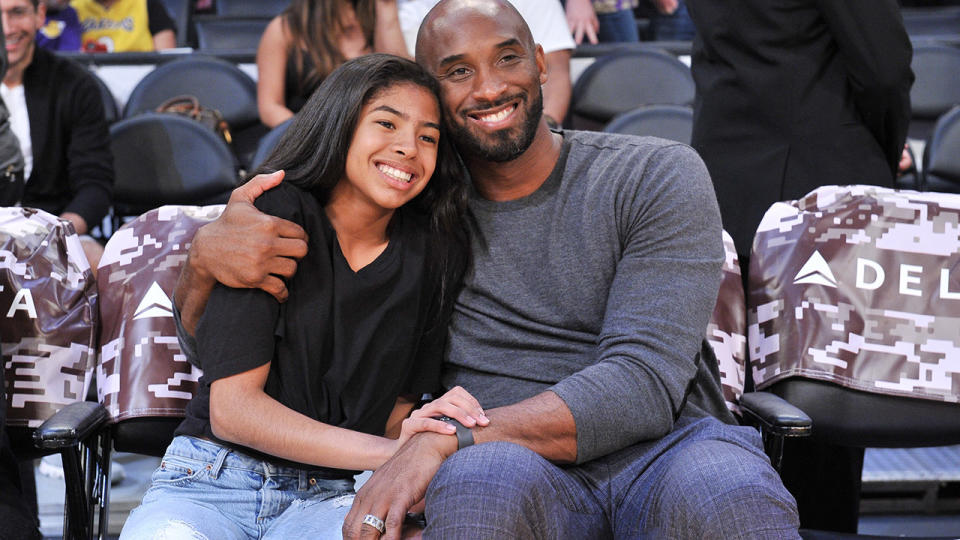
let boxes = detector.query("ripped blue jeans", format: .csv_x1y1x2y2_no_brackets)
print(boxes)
120,436,355,539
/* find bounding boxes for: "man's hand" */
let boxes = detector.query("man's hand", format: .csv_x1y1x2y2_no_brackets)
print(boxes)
898,144,914,175
343,433,457,540
174,170,308,334
651,0,679,15
190,170,308,301
565,0,599,45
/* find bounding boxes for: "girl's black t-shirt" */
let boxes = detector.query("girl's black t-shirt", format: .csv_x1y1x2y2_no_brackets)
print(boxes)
175,182,442,477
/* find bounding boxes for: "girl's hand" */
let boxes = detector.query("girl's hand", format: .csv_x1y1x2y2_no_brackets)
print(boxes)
394,386,490,448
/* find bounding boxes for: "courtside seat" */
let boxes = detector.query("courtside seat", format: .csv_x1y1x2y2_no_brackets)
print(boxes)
36,205,224,539
1,207,102,539
749,185,960,538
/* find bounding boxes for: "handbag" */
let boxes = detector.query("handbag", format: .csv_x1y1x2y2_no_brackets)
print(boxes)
155,95,233,145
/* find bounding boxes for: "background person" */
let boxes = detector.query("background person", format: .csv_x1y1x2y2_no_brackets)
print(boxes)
257,0,409,129
0,0,113,271
0,23,40,540
71,0,175,52
36,0,81,51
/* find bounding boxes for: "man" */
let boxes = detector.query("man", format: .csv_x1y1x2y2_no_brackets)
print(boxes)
398,0,573,127
175,1,801,537
72,0,175,52
0,0,113,269
684,1,913,530
0,21,41,540
36,0,82,51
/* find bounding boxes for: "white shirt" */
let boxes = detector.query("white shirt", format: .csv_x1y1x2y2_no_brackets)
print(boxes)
0,83,32,181
398,0,575,58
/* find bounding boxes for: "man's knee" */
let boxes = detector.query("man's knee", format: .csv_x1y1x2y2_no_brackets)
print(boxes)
425,442,600,538
429,441,546,497
654,440,799,538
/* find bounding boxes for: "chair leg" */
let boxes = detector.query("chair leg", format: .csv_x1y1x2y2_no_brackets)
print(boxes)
92,431,112,540
61,446,89,540
762,430,786,473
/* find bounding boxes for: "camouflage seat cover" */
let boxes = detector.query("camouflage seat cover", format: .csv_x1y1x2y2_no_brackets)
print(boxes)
706,230,746,414
1,207,97,428
97,205,222,422
749,185,960,403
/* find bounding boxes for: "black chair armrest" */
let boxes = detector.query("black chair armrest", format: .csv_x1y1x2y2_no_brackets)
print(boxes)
739,391,812,438
33,402,110,449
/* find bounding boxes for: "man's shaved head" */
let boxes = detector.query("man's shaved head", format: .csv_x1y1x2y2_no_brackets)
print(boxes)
415,0,535,68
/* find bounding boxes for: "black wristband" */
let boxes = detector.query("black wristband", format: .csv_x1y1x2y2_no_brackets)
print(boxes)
438,416,474,450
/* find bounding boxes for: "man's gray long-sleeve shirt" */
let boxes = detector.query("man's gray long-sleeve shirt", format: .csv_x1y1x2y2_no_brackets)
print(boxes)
444,130,733,464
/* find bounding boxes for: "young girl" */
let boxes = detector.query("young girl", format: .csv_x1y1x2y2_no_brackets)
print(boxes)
256,0,409,128
121,54,479,539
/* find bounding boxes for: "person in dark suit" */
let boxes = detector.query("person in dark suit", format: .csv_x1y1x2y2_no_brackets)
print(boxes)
685,0,914,532
686,0,913,263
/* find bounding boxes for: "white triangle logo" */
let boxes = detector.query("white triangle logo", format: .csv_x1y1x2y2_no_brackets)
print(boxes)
133,282,174,320
793,251,838,288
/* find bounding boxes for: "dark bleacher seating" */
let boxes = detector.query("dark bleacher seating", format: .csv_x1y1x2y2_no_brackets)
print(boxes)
90,71,119,124
215,0,290,17
123,55,265,169
603,104,693,144
901,6,960,44
909,44,960,140
250,117,293,170
923,105,960,193
569,48,694,131
109,113,238,228
195,18,269,52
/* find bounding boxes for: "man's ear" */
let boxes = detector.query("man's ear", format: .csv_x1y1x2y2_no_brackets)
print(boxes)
535,44,548,85
36,1,48,26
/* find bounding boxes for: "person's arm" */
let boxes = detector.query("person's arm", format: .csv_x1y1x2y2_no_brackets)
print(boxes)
210,362,482,470
146,0,176,50
60,212,88,235
203,288,484,470
565,0,599,45
372,0,410,58
519,0,574,124
61,71,113,233
650,0,679,15
174,171,309,335
257,17,295,128
816,0,913,175
345,144,725,538
152,29,175,50
542,49,572,125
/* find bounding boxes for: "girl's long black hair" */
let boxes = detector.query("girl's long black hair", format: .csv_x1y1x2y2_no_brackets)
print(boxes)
252,53,471,344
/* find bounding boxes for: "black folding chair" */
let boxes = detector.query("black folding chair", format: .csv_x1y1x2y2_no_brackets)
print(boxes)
109,113,238,229
570,48,694,132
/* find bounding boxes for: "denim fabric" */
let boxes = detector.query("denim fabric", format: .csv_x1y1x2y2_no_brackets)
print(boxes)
120,436,355,539
597,8,640,43
423,416,800,539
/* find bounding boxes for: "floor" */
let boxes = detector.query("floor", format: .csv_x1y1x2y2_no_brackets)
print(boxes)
36,448,960,538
